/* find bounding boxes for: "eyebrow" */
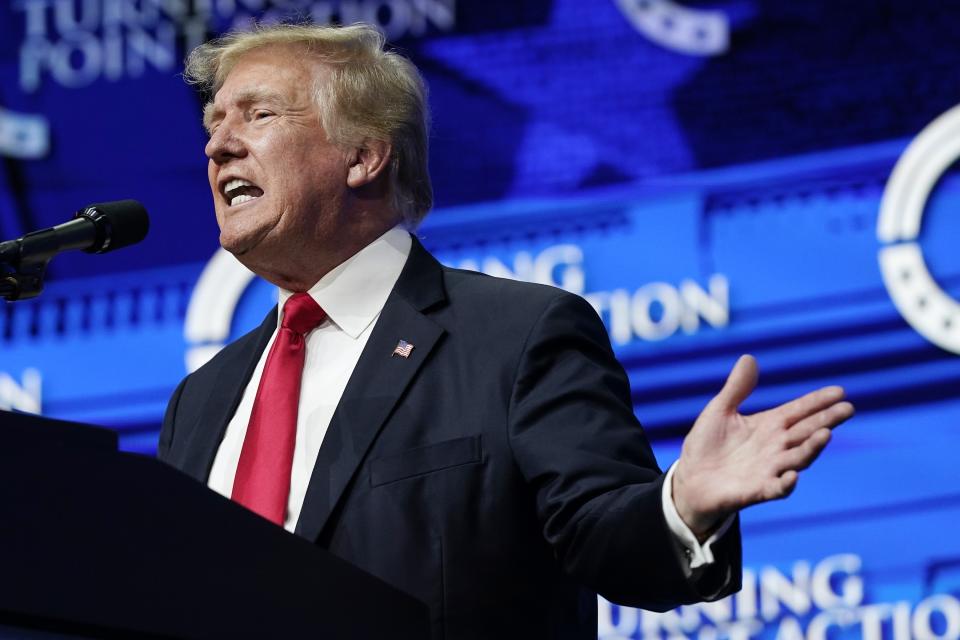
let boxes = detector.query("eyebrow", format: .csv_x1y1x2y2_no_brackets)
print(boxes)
203,88,285,132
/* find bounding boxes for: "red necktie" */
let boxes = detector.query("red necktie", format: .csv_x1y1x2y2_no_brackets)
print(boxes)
232,292,327,525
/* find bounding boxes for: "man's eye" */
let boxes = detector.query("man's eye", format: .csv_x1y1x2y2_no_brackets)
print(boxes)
254,111,273,120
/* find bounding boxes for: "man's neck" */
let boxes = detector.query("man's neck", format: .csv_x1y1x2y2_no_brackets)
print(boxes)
248,216,402,292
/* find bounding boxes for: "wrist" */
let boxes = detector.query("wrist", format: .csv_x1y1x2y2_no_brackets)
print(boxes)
671,465,722,541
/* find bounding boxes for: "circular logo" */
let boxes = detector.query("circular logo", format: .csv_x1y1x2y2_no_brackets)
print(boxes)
613,0,729,56
184,248,257,372
878,105,960,355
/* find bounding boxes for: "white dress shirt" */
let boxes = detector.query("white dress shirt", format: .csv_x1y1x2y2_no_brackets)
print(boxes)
662,463,734,572
208,227,412,532
207,226,726,570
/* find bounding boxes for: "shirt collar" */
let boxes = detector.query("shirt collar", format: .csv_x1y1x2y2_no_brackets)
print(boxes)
278,226,412,339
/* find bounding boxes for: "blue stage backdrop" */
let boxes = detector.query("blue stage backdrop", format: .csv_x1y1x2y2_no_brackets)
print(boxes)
2,2,958,637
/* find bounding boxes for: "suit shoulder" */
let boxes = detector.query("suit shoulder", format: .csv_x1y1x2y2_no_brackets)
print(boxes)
440,265,577,311
434,266,606,349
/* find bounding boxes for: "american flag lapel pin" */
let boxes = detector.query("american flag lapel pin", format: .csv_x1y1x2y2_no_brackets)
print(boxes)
392,339,414,358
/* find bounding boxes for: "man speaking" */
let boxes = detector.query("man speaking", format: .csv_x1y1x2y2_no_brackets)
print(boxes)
158,23,854,639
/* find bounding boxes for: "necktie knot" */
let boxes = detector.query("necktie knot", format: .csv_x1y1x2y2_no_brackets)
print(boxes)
282,292,326,335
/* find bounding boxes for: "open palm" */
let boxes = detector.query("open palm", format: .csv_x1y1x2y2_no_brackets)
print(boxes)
672,355,855,537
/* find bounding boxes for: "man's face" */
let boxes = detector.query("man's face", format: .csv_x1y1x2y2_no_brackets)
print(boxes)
204,45,349,273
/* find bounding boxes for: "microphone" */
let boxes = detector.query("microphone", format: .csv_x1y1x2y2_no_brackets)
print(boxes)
0,200,149,266
0,200,149,301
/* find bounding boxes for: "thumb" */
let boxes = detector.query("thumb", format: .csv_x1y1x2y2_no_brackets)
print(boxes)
711,354,758,413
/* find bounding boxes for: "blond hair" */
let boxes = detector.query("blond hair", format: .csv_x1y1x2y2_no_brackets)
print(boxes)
184,23,432,227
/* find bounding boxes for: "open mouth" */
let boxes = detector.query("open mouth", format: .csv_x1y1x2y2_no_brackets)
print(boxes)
223,178,264,207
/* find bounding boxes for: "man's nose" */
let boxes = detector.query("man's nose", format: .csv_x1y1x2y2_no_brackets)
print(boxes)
205,123,247,164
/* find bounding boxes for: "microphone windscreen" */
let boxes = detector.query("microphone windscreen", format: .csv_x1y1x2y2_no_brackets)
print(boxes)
77,200,150,253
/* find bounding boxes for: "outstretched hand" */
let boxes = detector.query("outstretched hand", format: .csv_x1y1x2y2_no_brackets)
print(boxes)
672,355,855,538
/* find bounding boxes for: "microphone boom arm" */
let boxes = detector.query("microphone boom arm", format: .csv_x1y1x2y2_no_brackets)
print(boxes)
0,234,55,301
0,200,149,302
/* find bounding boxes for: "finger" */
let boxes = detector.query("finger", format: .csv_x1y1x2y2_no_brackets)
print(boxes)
710,354,758,413
777,470,799,500
772,385,847,425
784,401,855,447
778,428,832,473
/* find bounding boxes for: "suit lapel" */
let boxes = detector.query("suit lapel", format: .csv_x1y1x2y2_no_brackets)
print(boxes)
179,309,277,482
295,238,446,542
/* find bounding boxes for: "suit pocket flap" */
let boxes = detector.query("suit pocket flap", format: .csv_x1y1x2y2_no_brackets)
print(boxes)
370,435,482,487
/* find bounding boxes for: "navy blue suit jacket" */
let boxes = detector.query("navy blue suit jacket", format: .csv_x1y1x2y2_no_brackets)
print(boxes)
159,237,740,639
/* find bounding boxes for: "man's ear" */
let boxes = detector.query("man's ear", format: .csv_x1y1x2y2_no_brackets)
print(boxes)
346,139,392,188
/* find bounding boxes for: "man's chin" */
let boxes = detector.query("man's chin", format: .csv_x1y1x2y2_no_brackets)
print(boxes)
219,229,267,257
219,241,250,257
219,231,286,283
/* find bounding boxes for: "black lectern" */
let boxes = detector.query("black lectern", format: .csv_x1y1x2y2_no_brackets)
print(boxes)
0,410,429,639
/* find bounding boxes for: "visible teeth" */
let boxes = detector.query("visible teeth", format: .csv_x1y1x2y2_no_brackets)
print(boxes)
225,178,253,192
224,177,262,206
